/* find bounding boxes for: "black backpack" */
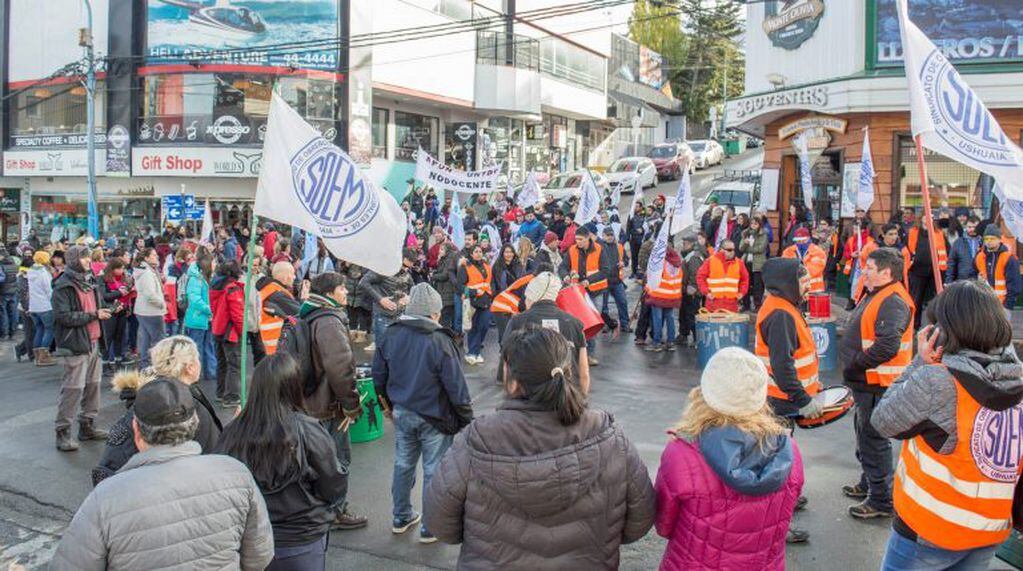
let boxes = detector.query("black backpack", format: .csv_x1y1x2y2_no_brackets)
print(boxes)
277,311,331,396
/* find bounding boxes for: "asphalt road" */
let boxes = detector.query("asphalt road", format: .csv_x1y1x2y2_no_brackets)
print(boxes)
0,149,1011,569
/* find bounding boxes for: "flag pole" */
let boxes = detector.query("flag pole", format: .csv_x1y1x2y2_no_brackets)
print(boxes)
238,212,259,407
913,135,944,294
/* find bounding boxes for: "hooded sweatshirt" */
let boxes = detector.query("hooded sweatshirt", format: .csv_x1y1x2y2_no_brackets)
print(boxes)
655,427,803,570
759,258,811,415
873,345,1023,542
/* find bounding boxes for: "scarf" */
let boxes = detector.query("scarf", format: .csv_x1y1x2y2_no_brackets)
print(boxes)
299,292,342,318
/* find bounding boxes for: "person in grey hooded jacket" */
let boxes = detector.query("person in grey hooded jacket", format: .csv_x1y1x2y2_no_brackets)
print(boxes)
424,325,654,570
52,379,273,571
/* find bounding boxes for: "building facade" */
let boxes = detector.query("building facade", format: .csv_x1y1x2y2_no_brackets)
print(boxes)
728,0,1023,237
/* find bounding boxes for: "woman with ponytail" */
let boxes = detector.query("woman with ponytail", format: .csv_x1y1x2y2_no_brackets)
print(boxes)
425,325,655,570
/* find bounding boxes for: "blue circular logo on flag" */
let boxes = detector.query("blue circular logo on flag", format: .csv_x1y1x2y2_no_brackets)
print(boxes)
970,405,1023,482
923,51,1017,168
290,138,379,238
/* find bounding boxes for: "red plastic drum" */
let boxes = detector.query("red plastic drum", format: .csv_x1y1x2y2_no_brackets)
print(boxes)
556,284,605,340
807,293,831,319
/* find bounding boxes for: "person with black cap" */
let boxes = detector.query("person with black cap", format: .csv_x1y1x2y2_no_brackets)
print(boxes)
976,225,1021,310
359,248,416,351
52,379,274,570
52,245,112,452
373,282,472,544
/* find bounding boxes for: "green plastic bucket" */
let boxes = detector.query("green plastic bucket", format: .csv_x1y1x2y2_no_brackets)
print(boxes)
349,377,385,444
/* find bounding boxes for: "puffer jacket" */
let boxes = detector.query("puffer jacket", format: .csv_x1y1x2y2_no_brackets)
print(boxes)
132,263,166,317
424,399,655,570
654,428,803,570
183,264,211,331
359,268,413,318
0,255,17,295
51,442,274,571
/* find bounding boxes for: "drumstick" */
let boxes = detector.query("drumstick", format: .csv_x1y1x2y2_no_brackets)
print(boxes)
336,392,369,433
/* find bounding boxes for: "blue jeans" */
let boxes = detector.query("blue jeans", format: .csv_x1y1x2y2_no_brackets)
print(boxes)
452,293,463,335
185,327,218,381
31,311,54,349
0,294,18,337
601,282,630,329
391,406,453,524
321,418,352,514
372,307,396,344
881,532,998,571
467,306,491,356
136,315,166,369
267,535,326,571
651,306,677,345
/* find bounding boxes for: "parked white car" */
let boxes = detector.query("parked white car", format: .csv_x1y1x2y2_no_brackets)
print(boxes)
688,139,725,169
543,169,610,200
603,157,658,192
694,182,757,224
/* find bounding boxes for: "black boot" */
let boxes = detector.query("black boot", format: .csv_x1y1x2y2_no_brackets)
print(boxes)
78,420,109,442
56,429,80,452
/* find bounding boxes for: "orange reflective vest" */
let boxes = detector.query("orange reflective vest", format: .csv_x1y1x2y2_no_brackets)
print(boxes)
568,243,607,293
976,249,1012,302
258,281,290,355
706,255,742,299
860,281,915,387
645,266,683,302
853,242,911,301
754,295,821,402
491,274,534,315
894,381,1023,550
782,243,827,292
908,227,948,271
464,263,493,297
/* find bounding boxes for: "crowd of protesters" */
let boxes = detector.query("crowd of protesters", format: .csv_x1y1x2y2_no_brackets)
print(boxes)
0,176,1016,570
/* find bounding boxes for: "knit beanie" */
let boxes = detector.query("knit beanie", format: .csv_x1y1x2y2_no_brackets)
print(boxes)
405,283,443,317
525,272,561,303
700,347,769,418
984,225,1003,239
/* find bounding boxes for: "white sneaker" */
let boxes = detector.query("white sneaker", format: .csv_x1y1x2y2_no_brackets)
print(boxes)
476,355,485,364
364,342,376,352
464,354,476,365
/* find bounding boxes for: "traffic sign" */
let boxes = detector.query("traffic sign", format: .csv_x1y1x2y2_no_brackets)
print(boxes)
187,207,204,221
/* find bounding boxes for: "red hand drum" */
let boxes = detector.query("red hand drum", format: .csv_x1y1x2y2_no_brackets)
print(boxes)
807,293,831,319
795,386,854,429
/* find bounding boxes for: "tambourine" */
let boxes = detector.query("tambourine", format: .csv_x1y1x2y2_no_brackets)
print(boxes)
795,386,854,429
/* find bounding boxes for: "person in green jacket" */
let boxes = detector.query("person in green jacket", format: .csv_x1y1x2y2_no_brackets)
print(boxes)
183,254,217,382
739,215,770,311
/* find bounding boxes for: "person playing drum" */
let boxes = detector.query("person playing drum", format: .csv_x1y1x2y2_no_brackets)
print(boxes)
754,257,828,544
839,247,914,522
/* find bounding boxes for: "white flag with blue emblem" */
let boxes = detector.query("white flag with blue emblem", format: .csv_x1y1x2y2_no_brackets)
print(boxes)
670,169,695,234
200,198,214,246
256,93,405,276
575,171,601,225
447,192,465,250
994,183,1023,244
645,212,672,291
858,128,876,211
897,0,1023,201
795,131,814,211
516,172,542,209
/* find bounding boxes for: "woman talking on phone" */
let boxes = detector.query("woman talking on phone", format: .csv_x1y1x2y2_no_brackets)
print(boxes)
872,280,1023,570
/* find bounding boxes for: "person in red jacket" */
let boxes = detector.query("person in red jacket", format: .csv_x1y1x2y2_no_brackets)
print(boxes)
696,240,750,312
655,347,804,570
210,261,246,407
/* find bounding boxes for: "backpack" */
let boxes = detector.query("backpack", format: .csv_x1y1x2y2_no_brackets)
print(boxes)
277,311,332,396
176,271,191,312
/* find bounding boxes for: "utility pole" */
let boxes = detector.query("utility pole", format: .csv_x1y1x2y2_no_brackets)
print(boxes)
720,60,728,138
80,0,98,238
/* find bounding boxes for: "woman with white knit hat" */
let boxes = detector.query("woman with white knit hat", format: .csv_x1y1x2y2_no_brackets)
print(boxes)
654,347,805,570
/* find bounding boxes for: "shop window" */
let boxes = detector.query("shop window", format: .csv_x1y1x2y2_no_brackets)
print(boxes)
9,81,107,146
539,38,605,92
139,73,338,146
32,195,160,245
395,111,438,162
372,107,389,159
896,135,989,217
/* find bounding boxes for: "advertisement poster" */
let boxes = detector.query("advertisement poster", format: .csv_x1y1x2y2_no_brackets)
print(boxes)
146,0,339,71
841,162,861,218
875,0,1023,66
639,46,665,89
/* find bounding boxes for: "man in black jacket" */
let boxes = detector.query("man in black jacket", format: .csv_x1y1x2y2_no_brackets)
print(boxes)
0,247,19,339
841,247,913,521
372,283,472,543
52,246,112,452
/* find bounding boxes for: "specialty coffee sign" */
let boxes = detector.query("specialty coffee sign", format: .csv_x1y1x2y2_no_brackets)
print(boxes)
11,133,107,148
764,0,825,50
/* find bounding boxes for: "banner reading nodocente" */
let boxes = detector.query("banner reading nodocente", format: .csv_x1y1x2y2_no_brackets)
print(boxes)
414,149,503,194
256,93,405,276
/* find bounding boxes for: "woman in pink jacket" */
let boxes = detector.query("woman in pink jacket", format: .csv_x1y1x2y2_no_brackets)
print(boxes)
655,346,804,570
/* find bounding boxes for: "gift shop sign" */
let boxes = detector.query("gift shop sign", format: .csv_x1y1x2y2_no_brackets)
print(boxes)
3,149,107,176
132,148,263,177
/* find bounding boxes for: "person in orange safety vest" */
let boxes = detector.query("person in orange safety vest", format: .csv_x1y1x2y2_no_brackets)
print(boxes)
782,228,827,293
873,281,1023,569
852,224,911,302
840,247,914,521
696,239,749,313
906,221,948,329
976,225,1021,309
258,261,305,355
558,226,611,366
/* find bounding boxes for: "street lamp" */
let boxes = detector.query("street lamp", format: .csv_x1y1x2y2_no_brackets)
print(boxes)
80,0,98,239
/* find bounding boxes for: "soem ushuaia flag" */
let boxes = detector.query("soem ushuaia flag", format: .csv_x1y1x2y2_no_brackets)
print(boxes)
256,93,405,275
645,209,673,291
897,0,1023,201
858,128,876,211
670,168,695,234
575,171,601,225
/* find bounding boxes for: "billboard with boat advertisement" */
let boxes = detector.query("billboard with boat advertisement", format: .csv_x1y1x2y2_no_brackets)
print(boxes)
146,0,340,71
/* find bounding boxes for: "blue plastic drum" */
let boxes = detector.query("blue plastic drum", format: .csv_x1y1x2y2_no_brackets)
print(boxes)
696,314,750,368
808,317,838,372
